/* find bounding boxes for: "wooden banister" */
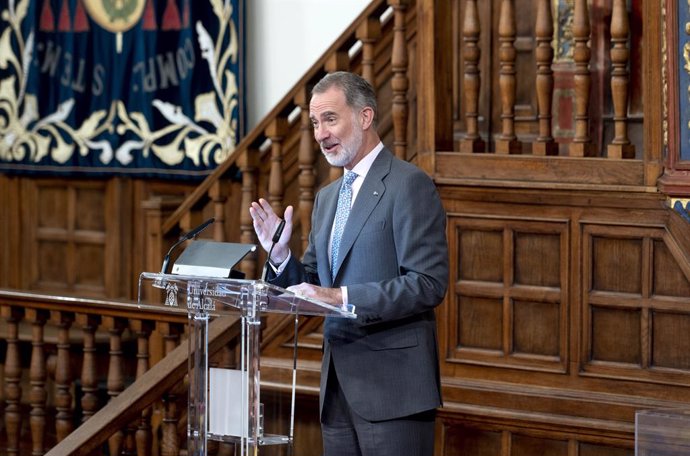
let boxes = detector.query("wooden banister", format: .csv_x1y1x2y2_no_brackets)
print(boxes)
160,0,395,240
45,316,240,456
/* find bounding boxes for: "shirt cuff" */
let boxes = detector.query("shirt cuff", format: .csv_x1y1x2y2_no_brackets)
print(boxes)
269,250,291,275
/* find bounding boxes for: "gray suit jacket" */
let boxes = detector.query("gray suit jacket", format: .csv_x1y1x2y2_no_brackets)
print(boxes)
271,147,449,421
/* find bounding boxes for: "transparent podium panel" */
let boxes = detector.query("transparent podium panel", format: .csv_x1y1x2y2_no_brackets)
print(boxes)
138,272,356,456
635,409,690,456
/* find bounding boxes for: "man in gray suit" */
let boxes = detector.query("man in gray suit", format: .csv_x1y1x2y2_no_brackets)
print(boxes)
249,71,448,456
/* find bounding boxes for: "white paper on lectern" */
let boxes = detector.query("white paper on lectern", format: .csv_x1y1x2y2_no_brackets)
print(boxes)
209,368,247,436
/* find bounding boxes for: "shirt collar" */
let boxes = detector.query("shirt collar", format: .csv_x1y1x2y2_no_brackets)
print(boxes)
349,142,383,180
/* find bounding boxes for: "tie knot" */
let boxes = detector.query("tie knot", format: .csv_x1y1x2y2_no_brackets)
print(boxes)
343,171,357,187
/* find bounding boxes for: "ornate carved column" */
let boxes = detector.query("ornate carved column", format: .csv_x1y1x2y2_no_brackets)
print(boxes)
608,0,635,159
533,0,558,156
458,0,485,153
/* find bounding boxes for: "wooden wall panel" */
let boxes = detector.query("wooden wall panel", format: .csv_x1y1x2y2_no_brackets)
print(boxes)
581,223,690,385
448,215,568,373
438,185,690,455
1,176,197,300
24,179,110,295
437,418,634,456
653,240,690,296
652,312,690,370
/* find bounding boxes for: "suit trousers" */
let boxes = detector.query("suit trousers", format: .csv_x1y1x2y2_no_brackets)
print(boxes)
321,356,436,456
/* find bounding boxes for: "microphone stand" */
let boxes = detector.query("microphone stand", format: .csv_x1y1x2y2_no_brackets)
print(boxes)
160,217,215,274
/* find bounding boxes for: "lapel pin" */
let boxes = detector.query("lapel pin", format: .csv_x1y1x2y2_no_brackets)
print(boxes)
373,191,379,196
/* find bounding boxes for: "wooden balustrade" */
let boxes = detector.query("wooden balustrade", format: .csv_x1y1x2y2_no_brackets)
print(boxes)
266,119,288,215
105,316,127,456
0,290,196,455
608,0,635,159
533,0,558,156
132,319,154,456
447,0,644,163
3,306,23,456
570,0,594,157
495,0,520,154
238,148,259,278
357,17,382,85
27,308,48,456
390,0,410,160
296,88,317,253
52,311,74,442
78,313,101,423
458,0,485,153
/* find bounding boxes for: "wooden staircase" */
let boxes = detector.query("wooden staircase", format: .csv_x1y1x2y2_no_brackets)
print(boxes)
4,0,690,455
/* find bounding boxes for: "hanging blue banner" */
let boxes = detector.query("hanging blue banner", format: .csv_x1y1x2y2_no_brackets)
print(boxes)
680,0,690,163
0,0,245,178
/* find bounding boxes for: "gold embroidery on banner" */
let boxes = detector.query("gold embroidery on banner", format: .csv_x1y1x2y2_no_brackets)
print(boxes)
0,0,239,168
685,1,690,136
82,0,146,33
662,0,668,146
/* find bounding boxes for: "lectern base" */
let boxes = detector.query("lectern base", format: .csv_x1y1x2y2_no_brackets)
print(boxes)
208,433,291,446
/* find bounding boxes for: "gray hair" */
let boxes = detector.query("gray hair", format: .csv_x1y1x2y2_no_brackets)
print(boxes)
312,72,378,126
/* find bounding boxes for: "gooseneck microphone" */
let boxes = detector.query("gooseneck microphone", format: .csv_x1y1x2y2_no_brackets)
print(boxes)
160,217,215,274
261,219,286,281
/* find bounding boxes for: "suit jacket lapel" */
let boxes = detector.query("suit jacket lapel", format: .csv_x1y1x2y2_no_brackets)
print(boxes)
315,180,340,286
331,149,392,280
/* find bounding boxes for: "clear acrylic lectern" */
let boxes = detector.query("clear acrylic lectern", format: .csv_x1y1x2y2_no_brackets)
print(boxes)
636,408,690,455
138,272,356,456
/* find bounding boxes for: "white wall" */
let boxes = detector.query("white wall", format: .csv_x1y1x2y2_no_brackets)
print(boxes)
246,0,371,129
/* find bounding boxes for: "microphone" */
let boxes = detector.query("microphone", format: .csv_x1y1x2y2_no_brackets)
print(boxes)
160,217,215,274
261,219,286,281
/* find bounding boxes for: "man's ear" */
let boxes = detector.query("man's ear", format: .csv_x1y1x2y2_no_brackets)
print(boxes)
360,106,375,130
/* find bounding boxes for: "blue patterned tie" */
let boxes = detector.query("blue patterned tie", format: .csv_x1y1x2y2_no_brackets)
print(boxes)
330,171,358,279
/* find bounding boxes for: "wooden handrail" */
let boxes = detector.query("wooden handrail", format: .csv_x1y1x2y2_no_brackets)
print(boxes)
161,0,394,236
0,289,187,323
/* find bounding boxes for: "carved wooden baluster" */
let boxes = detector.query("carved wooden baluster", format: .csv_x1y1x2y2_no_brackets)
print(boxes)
51,311,74,442
179,211,196,238
533,0,558,155
266,118,288,215
210,180,230,241
459,0,485,153
3,306,24,456
27,309,49,456
78,314,101,422
104,316,127,456
239,148,259,278
495,0,520,154
608,0,635,159
324,50,350,75
122,430,136,456
296,88,317,253
142,196,182,278
160,322,184,456
357,17,381,85
569,0,595,156
390,0,410,160
132,319,154,456
324,51,349,183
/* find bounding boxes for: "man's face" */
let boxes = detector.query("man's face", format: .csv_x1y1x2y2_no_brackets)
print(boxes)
309,87,364,169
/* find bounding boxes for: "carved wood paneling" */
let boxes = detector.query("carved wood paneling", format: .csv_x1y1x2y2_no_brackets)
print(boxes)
582,223,690,384
439,182,690,455
448,215,568,373
437,417,633,456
